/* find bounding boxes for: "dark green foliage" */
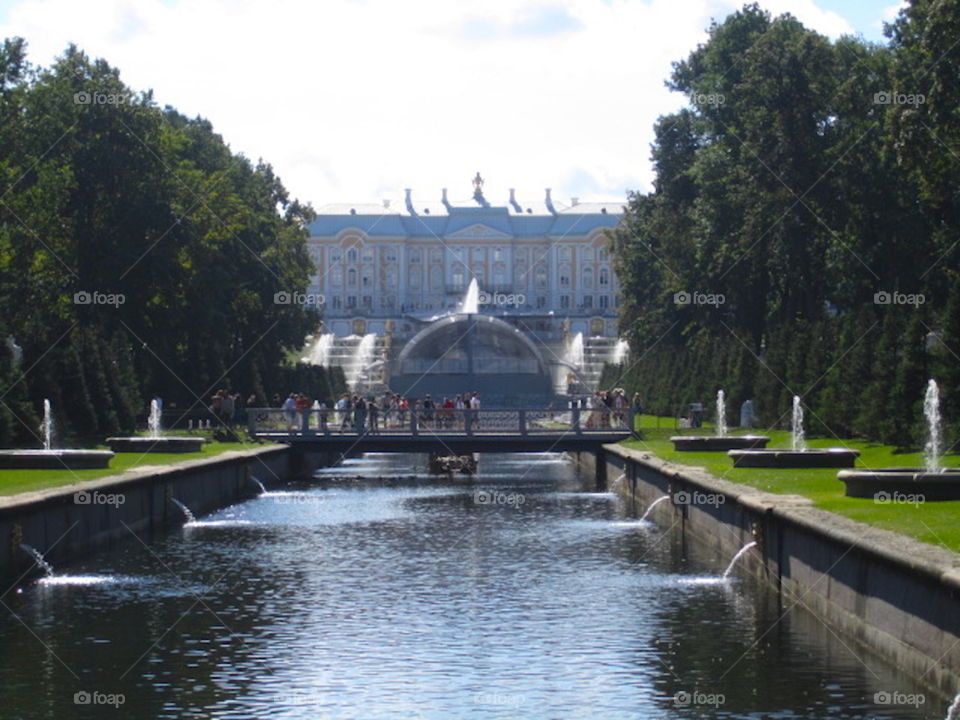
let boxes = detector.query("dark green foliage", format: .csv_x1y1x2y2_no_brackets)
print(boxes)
609,3,958,446
0,41,341,446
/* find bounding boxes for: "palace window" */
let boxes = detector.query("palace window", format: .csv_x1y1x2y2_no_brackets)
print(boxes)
346,296,357,309
599,294,609,309
582,266,594,289
599,267,609,286
409,267,421,288
452,269,465,291
347,248,357,263
410,249,422,264
384,247,397,263
430,248,442,264
347,268,357,288
536,296,546,309
559,264,571,288
559,246,571,261
331,268,343,288
535,265,547,289
582,295,593,309
494,247,503,262
330,249,342,263
362,247,373,264
560,295,570,309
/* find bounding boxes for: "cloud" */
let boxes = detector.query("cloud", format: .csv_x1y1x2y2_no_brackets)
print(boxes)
0,0,861,208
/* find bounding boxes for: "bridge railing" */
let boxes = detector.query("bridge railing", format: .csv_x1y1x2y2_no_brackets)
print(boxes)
247,407,634,437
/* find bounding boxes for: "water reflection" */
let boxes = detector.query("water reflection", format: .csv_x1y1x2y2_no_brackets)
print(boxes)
0,452,940,719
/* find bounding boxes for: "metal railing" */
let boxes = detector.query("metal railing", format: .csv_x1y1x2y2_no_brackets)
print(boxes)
248,407,633,437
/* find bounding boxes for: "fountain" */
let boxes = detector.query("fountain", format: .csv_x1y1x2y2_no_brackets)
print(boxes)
729,395,859,468
839,379,960,499
639,495,670,522
309,333,334,366
610,338,629,365
459,277,480,315
671,389,770,451
170,498,196,523
20,544,54,577
346,333,376,390
0,399,114,469
106,398,205,453
250,476,267,494
566,332,585,370
722,540,757,578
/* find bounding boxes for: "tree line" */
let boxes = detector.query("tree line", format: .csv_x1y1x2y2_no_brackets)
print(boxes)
0,39,344,446
604,1,960,449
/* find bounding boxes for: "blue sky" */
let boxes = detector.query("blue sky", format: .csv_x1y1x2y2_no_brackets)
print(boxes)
0,0,910,205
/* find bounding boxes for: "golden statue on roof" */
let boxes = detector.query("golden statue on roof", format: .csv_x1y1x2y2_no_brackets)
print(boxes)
472,172,484,197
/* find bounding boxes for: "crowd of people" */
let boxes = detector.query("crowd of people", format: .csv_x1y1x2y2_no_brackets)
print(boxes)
275,391,484,434
578,388,642,429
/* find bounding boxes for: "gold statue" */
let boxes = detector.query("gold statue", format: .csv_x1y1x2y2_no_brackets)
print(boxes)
472,172,484,196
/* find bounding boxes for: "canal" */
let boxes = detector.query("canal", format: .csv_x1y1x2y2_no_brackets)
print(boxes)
0,452,937,718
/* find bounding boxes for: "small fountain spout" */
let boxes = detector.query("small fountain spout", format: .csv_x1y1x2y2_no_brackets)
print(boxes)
722,540,757,579
20,543,54,577
640,495,670,522
250,476,267,494
170,498,196,523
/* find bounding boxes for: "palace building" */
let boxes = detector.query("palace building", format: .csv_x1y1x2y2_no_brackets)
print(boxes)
303,177,628,401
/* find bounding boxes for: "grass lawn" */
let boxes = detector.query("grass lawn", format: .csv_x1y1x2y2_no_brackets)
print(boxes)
623,415,960,553
0,440,260,497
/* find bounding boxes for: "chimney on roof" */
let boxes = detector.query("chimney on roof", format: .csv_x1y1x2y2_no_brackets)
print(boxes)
441,187,450,208
509,188,522,212
571,197,579,206
405,188,414,214
545,188,557,215
383,199,391,209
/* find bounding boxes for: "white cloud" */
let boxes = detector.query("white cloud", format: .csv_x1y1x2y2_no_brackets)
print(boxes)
1,0,857,208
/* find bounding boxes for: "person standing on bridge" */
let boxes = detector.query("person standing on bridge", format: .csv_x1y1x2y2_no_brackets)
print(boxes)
283,393,297,432
368,397,380,434
353,396,367,434
337,394,351,432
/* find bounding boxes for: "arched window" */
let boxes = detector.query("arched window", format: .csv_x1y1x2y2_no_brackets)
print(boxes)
347,268,357,288
347,248,357,263
582,266,594,289
599,267,610,286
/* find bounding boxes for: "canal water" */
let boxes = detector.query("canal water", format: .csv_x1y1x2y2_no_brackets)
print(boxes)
0,453,940,718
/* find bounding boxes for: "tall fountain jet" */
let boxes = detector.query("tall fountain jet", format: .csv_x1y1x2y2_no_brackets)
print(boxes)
459,278,480,315
715,390,727,438
924,378,942,473
348,333,377,390
791,396,807,452
42,398,52,451
566,332,584,369
310,334,334,366
148,398,163,440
